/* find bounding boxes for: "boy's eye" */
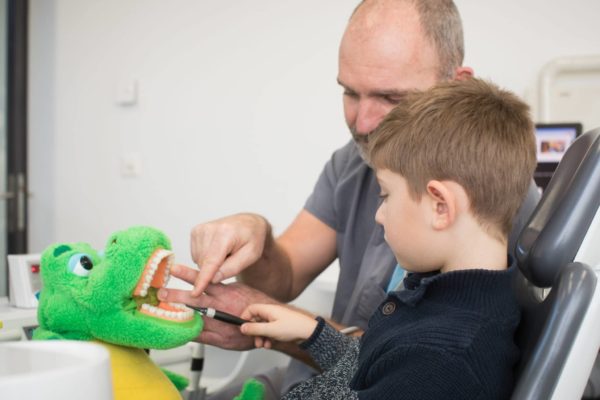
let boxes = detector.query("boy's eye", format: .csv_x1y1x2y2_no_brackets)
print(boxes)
67,253,94,277
378,193,389,201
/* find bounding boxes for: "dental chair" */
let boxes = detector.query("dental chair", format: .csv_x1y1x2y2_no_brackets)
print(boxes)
511,127,600,400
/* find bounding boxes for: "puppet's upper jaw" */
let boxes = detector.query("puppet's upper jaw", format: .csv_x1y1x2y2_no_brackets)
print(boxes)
132,249,194,322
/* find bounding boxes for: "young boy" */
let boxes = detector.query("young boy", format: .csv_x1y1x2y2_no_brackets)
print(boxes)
240,78,537,399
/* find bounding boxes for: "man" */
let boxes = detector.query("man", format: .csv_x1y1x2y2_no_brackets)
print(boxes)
159,0,539,397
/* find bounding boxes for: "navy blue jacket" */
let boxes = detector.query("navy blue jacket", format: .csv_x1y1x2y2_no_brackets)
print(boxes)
285,267,521,400
351,267,521,399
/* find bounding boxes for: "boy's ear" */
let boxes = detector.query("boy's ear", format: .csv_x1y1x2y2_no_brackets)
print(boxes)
425,180,456,230
453,66,474,81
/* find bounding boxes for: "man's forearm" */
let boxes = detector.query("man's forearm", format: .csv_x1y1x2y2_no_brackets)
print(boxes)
238,233,295,302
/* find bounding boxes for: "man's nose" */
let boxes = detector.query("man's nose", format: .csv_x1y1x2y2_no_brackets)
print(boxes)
355,101,385,135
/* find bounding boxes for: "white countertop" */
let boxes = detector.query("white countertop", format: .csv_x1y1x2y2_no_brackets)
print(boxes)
0,297,38,341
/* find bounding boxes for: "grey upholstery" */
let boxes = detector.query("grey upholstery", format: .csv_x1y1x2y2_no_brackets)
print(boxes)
511,128,600,400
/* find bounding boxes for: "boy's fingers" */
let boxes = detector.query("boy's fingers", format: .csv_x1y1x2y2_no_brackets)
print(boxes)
243,303,265,318
242,304,276,322
241,322,271,337
240,308,252,320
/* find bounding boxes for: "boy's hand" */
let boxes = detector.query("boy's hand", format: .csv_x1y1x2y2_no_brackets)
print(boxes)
158,265,278,350
240,304,318,349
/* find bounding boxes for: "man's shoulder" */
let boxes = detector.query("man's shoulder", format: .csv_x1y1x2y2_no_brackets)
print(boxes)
333,139,359,157
331,139,365,164
328,140,364,174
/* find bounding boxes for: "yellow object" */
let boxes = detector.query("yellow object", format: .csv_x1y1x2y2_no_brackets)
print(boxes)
95,341,181,400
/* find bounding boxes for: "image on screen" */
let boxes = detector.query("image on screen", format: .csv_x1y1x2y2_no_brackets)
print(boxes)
536,125,580,163
534,123,582,191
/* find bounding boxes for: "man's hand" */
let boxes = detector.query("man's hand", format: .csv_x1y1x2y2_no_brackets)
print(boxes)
158,264,278,350
189,213,271,296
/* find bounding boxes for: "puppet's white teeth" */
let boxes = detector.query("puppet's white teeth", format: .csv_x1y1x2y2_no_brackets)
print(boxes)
139,302,194,321
153,250,172,263
163,255,174,286
170,303,188,310
135,248,175,297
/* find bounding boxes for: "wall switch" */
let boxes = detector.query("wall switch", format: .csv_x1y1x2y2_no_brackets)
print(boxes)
120,153,143,177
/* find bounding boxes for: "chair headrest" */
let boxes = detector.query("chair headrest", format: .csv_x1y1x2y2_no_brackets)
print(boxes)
515,128,600,287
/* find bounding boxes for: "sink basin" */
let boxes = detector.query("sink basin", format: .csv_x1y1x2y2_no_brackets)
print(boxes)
0,340,113,399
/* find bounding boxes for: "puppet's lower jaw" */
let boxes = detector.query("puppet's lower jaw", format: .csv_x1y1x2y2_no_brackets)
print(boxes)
139,301,194,321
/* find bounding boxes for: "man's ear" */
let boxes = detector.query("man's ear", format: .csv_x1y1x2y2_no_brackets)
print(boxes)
453,66,474,81
425,180,456,230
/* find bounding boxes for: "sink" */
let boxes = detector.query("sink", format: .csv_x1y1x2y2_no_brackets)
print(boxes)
0,340,113,399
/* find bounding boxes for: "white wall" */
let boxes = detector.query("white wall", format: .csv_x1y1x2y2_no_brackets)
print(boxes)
28,0,600,274
28,0,349,268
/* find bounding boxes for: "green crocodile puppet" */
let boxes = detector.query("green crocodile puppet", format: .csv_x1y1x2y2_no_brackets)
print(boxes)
33,225,264,400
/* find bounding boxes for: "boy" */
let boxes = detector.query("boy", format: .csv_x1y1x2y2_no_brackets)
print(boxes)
240,78,537,399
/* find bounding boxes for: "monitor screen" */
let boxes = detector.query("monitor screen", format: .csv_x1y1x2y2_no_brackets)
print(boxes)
534,123,582,191
536,123,582,163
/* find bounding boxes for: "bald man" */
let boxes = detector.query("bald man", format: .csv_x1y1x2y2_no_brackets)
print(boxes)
159,0,539,397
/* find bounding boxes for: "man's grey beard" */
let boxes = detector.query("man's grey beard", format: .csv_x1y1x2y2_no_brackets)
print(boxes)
351,129,372,166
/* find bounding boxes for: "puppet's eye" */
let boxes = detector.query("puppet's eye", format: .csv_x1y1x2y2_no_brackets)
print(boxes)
68,253,94,277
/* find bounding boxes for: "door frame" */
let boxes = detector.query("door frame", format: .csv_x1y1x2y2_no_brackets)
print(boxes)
6,0,28,257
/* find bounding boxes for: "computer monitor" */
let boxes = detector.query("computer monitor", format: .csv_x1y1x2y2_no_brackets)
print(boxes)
534,123,583,191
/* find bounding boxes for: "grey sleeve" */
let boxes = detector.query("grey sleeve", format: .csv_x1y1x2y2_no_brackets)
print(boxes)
300,318,358,370
304,142,353,230
508,180,541,258
284,320,359,400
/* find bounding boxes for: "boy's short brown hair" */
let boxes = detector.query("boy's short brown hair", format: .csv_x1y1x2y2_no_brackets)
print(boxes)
367,78,536,239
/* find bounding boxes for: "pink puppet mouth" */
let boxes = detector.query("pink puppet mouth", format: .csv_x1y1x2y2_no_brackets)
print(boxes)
132,249,194,322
